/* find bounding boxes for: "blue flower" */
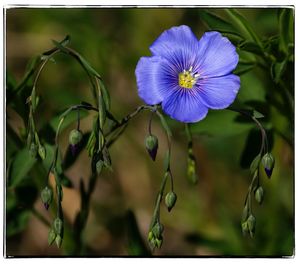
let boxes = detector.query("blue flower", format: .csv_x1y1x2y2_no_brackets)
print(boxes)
135,25,240,123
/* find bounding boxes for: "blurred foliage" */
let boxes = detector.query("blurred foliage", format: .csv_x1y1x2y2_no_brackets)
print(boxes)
6,7,294,256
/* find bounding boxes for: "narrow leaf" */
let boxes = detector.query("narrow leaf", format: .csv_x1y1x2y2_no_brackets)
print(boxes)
225,9,263,48
9,148,36,187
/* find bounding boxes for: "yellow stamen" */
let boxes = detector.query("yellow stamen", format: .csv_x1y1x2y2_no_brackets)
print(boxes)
178,68,198,89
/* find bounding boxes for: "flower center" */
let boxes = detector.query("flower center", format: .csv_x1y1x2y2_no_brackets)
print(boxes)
178,66,199,89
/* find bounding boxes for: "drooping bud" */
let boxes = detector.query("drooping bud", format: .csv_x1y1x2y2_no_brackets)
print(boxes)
38,144,46,160
48,228,56,245
29,142,38,158
187,156,198,184
53,217,63,235
155,237,163,249
41,186,53,210
247,214,256,237
55,235,62,248
152,222,164,239
261,153,275,178
255,186,264,205
96,160,103,174
69,129,83,156
165,191,177,212
145,134,159,161
241,221,249,236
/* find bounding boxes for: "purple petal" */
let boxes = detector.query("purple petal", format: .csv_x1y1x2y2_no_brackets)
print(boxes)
264,168,273,178
70,144,78,156
196,74,240,109
195,31,239,78
162,88,208,123
150,25,198,69
135,56,178,105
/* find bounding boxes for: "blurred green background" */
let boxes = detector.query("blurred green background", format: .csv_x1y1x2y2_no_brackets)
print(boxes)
6,8,294,256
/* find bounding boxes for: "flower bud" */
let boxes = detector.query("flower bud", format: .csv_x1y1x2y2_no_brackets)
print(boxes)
41,186,53,210
152,222,164,239
29,142,38,158
155,237,163,249
148,231,154,242
255,186,264,205
165,191,177,212
48,228,56,245
69,129,83,146
241,221,249,236
247,214,256,237
187,156,198,184
145,134,158,161
96,160,103,174
55,235,62,248
262,153,275,178
53,217,63,235
38,144,46,160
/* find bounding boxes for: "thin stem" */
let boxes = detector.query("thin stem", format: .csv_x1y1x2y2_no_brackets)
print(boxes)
148,112,154,136
106,105,157,136
227,107,267,155
150,172,169,229
77,109,80,131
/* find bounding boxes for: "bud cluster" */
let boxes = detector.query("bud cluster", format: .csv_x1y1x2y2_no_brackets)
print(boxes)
148,222,164,250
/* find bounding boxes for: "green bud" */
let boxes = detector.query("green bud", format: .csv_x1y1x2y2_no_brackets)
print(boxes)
31,86,37,112
148,231,153,242
29,142,38,158
187,156,198,184
241,221,249,236
155,238,163,249
152,222,164,238
55,235,62,248
96,160,103,174
165,191,177,212
69,129,83,146
145,134,159,161
53,217,63,235
38,144,46,160
48,228,56,245
255,186,264,205
241,205,249,222
262,153,275,178
41,186,53,210
247,214,256,237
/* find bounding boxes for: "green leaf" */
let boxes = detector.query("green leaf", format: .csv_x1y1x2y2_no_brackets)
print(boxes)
199,10,239,35
250,154,261,175
271,60,287,84
126,210,151,256
238,41,264,56
98,78,111,110
78,54,102,79
233,61,255,75
225,9,263,48
279,9,293,54
8,148,36,187
158,112,172,138
163,150,170,172
252,110,264,119
190,110,252,137
51,35,71,54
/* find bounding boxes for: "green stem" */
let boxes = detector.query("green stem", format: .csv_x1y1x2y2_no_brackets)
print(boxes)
149,172,169,229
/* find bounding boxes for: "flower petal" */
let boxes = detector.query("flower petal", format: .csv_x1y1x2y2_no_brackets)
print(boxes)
135,56,174,105
162,88,208,123
195,31,239,77
150,25,198,69
196,74,240,109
